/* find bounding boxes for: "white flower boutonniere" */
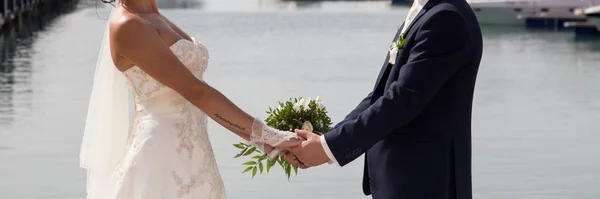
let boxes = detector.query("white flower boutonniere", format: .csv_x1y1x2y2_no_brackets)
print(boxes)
388,35,408,65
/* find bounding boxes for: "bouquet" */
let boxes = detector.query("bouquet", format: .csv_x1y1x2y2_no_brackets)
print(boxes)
232,97,332,179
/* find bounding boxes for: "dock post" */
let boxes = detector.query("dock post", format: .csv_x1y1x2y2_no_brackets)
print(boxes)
1,0,5,29
0,0,79,37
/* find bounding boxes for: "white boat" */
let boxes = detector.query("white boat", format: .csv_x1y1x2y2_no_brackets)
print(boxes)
584,5,600,28
468,0,591,25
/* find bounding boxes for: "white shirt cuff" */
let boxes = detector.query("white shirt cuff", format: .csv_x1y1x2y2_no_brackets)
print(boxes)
320,135,341,167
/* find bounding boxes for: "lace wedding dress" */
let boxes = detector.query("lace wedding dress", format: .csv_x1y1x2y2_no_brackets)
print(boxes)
113,38,226,199
80,3,299,199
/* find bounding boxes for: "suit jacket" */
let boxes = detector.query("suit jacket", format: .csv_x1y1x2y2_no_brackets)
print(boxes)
323,0,483,198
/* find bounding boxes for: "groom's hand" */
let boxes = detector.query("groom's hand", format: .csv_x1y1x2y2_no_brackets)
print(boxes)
282,151,309,169
289,129,330,168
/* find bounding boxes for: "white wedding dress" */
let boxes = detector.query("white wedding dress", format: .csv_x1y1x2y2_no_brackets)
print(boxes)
80,6,298,198
112,38,226,199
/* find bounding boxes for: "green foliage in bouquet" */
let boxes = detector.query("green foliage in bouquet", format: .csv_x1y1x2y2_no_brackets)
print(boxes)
232,97,332,180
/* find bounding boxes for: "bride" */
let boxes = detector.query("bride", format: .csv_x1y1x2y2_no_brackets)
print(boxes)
79,0,301,198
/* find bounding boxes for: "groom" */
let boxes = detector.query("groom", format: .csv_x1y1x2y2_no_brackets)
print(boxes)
285,0,482,198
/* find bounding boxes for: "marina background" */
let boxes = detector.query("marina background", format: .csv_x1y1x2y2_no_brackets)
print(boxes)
1,0,600,199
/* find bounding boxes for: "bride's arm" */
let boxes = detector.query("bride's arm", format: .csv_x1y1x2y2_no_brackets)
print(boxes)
111,17,299,150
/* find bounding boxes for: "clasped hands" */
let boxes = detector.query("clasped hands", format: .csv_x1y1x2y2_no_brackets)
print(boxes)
265,130,330,169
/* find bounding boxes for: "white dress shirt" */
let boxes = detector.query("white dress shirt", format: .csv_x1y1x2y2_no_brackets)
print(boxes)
320,0,430,166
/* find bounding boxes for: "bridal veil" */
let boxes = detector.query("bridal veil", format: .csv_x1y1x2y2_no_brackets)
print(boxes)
79,2,131,198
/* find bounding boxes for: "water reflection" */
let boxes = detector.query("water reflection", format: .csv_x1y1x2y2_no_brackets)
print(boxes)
0,2,79,127
276,0,322,9
77,0,204,9
573,35,600,52
276,0,396,11
480,25,527,37
199,0,396,11
156,0,204,9
0,30,28,126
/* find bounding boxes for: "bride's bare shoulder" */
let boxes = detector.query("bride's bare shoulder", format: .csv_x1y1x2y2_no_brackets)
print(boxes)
109,12,151,42
108,9,163,70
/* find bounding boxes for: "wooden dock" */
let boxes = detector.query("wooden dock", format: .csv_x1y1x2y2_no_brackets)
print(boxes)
1,0,79,35
1,0,79,63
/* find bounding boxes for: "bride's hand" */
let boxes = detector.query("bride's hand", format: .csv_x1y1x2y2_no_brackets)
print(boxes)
249,119,303,159
274,137,302,149
263,137,302,160
261,138,301,154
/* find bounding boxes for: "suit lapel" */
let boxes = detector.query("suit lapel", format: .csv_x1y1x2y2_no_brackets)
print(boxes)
372,0,444,91
373,24,404,88
400,7,427,38
402,0,444,37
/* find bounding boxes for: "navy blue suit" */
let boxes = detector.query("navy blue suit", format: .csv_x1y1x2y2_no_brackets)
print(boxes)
323,0,482,198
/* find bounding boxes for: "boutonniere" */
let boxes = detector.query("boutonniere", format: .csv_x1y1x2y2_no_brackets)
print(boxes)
388,35,408,65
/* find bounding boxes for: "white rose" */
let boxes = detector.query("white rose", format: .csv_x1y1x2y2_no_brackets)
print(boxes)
301,121,313,132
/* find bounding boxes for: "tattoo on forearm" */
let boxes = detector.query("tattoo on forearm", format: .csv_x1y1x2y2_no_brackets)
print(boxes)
214,114,246,131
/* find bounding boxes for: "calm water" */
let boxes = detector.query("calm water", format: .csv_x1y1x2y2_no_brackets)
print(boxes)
1,0,600,199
